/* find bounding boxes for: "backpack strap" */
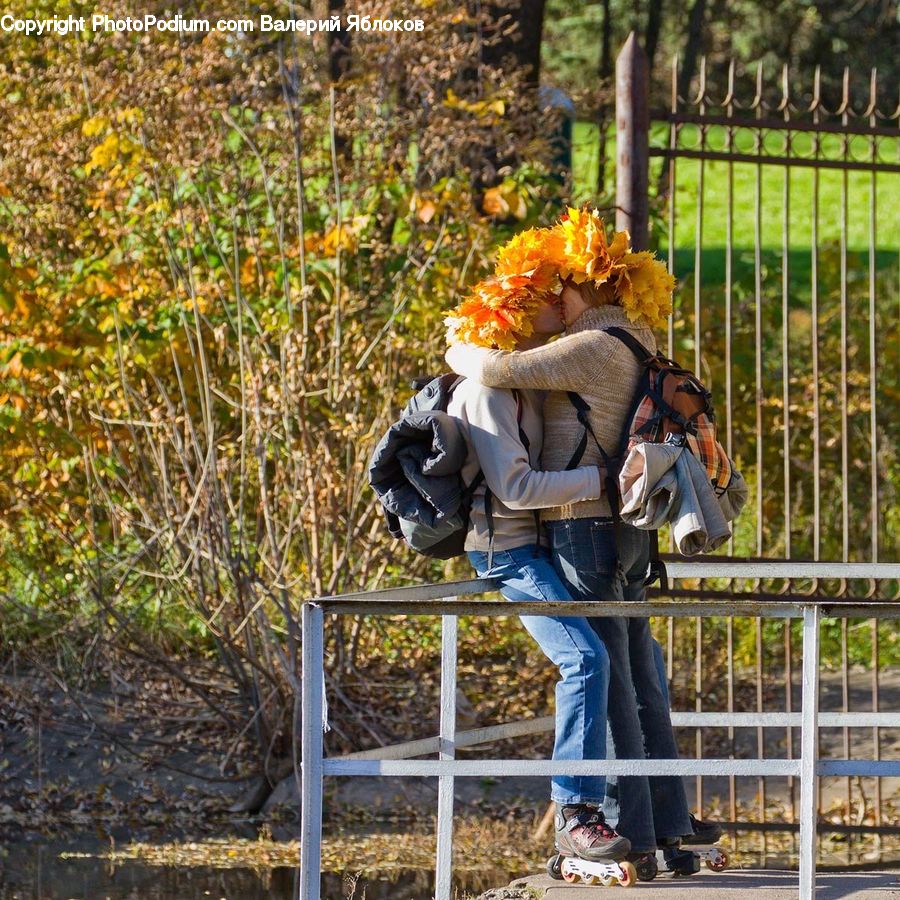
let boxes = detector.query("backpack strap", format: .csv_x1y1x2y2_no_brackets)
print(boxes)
603,326,654,364
512,389,542,546
513,389,529,451
564,391,622,523
463,469,485,498
484,486,496,570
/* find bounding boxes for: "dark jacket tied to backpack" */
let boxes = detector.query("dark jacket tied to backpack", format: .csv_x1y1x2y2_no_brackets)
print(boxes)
368,375,475,558
369,411,466,530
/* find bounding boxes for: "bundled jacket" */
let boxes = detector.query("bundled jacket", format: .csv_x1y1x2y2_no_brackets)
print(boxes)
618,435,749,554
368,410,469,552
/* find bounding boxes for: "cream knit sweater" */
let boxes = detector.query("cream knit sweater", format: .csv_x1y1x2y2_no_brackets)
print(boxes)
445,305,658,521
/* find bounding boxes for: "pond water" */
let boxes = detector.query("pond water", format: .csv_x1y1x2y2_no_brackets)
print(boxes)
0,837,498,900
3,834,894,899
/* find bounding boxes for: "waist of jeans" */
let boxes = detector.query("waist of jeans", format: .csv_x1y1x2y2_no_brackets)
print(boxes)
544,516,618,531
541,497,615,521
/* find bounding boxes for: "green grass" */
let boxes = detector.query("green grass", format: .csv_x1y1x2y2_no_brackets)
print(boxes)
571,121,900,254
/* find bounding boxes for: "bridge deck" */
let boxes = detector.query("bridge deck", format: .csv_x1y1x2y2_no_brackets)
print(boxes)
503,868,900,898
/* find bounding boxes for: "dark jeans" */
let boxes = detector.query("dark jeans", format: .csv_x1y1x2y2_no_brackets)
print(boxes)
603,638,670,827
545,518,692,852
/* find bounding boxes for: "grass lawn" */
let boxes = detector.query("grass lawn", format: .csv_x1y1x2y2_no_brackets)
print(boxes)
570,121,900,275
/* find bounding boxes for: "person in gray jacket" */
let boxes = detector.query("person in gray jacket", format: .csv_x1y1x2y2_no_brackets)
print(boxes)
447,293,633,864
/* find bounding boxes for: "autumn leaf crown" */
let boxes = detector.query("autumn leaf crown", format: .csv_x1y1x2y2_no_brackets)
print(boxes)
444,205,675,350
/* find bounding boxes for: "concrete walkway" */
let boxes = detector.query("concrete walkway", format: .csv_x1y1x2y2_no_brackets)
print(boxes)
502,868,900,898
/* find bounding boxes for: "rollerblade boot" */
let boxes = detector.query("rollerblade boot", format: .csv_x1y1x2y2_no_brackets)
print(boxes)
554,803,631,861
659,836,701,876
547,805,637,886
682,814,730,871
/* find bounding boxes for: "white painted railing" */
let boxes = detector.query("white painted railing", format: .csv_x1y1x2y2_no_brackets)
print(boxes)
299,562,900,900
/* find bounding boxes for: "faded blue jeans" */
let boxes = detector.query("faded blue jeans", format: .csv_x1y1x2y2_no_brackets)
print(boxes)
545,518,692,852
466,544,610,805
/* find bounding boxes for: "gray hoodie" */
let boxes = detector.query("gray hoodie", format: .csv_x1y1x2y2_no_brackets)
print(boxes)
447,381,602,552
618,436,748,554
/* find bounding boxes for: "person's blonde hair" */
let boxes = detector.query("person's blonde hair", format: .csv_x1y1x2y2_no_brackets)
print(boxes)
564,275,617,308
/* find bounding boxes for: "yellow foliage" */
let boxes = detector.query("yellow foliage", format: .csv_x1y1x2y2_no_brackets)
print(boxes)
445,228,566,350
320,215,370,255
616,251,676,329
445,276,549,350
493,228,558,287
547,205,629,285
415,198,436,223
182,295,210,314
4,352,23,377
81,115,109,138
240,255,258,288
443,88,505,119
85,133,120,174
115,107,145,126
481,182,527,220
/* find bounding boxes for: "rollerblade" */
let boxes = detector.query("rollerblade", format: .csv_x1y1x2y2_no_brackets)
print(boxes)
546,803,637,887
682,814,730,872
658,836,701,876
625,851,659,882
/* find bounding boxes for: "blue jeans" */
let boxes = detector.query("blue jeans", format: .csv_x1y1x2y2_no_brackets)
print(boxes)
546,519,692,852
467,545,610,805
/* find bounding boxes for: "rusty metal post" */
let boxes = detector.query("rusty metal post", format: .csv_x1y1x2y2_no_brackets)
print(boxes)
615,32,650,251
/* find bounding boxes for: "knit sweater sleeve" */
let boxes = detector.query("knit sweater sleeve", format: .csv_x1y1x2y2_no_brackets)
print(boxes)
445,331,616,392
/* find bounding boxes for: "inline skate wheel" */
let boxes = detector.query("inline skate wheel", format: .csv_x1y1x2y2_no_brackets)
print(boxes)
633,854,658,881
546,854,564,880
562,866,579,883
705,847,730,871
619,861,637,887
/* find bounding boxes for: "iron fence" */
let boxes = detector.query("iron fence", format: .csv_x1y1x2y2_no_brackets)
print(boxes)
614,35,899,845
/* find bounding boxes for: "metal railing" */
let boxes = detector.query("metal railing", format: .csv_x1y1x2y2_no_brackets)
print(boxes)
299,561,900,900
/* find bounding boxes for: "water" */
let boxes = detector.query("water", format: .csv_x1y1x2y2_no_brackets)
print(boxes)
3,836,897,898
0,837,498,900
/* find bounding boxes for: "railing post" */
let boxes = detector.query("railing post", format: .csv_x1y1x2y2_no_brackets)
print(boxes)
435,609,458,900
300,602,325,900
615,31,650,251
799,604,821,898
